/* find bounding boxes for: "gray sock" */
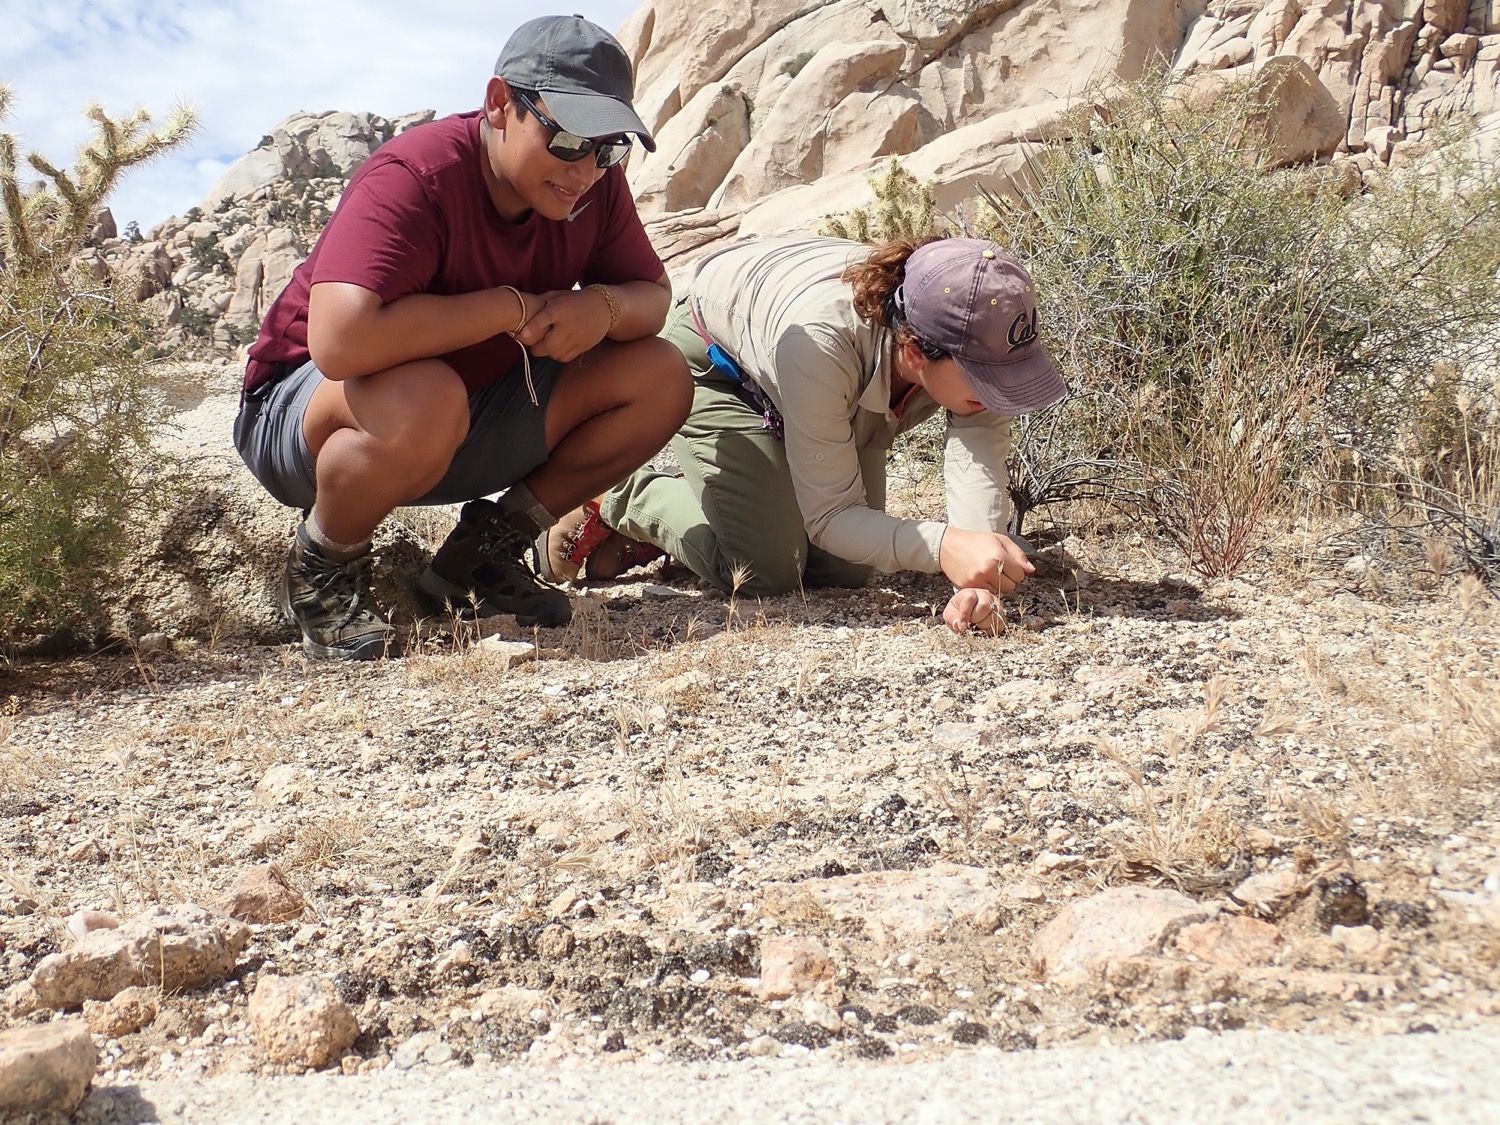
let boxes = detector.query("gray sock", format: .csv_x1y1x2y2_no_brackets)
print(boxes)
303,515,370,563
500,482,556,535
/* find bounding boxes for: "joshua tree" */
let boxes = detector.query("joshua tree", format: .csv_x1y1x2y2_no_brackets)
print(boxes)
1,85,196,639
1,85,195,273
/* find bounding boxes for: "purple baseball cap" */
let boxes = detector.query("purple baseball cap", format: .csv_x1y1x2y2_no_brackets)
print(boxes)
897,239,1066,415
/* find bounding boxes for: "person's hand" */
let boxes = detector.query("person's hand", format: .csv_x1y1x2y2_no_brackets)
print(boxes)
938,527,1034,594
944,587,1004,635
516,287,612,362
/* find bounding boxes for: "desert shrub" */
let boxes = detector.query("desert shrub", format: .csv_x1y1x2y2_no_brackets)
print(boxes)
0,84,195,640
1325,376,1500,583
974,71,1500,574
190,232,229,274
781,50,816,79
177,303,214,337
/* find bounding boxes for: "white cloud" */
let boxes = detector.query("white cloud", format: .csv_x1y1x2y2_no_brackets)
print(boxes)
1,0,643,230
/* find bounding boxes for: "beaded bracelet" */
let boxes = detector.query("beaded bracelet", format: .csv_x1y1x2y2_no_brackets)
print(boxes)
585,283,623,331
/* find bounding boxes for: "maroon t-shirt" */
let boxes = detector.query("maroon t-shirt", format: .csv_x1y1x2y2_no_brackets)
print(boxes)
244,111,663,393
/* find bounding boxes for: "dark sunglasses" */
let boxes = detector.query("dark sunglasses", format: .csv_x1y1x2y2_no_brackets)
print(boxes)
511,89,632,169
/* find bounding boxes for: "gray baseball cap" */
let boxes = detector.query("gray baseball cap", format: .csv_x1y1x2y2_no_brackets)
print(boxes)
495,15,656,152
897,239,1066,415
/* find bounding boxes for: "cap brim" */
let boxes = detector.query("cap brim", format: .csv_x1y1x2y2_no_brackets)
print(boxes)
957,347,1068,416
540,89,656,152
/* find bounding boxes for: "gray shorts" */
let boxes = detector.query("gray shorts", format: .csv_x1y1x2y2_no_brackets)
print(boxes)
233,355,564,511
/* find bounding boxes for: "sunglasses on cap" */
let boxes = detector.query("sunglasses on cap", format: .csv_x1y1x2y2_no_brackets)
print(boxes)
510,88,632,169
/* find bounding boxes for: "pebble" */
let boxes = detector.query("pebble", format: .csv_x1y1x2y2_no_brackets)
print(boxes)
391,1032,438,1071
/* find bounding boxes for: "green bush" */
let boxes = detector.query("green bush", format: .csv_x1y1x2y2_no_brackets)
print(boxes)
780,50,816,80
1,84,195,640
975,72,1500,574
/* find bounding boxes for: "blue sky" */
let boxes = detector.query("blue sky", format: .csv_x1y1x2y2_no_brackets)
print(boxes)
0,1,642,233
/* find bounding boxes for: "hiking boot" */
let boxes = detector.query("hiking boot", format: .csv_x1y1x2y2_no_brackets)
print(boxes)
417,498,572,626
279,525,393,660
537,500,665,583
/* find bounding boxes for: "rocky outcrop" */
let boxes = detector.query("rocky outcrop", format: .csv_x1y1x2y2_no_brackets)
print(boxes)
25,903,250,1011
627,0,1193,239
203,110,435,208
86,170,345,359
82,110,427,360
76,0,1500,358
627,0,1500,265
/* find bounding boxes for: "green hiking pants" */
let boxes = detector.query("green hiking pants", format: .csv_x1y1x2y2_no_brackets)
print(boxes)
599,302,885,597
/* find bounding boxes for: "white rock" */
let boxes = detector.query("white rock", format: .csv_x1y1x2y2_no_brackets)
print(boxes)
64,909,121,944
801,996,844,1033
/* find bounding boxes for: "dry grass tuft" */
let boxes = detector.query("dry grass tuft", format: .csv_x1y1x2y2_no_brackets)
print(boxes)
283,813,375,872
561,595,616,661
0,711,36,797
648,649,717,714
1278,790,1353,852
725,562,754,632
923,748,997,851
608,703,703,879
1099,676,1245,891
1404,642,1500,789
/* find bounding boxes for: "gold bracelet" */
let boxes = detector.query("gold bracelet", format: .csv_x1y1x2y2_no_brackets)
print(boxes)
499,285,529,334
585,283,622,331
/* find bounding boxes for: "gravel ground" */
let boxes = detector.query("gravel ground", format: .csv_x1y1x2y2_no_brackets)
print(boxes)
78,1027,1500,1124
5,361,1500,1122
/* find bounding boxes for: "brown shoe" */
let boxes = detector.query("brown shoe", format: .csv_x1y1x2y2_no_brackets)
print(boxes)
417,499,572,626
537,500,664,582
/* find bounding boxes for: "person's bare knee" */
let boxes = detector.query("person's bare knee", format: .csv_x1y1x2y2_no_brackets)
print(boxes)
544,337,690,448
625,336,693,432
304,363,469,545
310,361,469,485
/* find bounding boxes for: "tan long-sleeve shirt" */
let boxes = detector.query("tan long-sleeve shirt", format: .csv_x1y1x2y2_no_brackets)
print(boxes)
688,236,1012,575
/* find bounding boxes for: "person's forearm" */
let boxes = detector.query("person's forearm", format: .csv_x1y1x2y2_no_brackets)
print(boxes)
308,284,532,381
593,277,672,341
804,503,947,575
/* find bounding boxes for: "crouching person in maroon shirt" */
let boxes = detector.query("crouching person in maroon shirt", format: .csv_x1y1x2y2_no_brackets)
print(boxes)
234,15,691,659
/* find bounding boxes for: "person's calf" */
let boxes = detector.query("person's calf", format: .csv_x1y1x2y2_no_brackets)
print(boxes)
304,360,469,542
529,338,691,515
